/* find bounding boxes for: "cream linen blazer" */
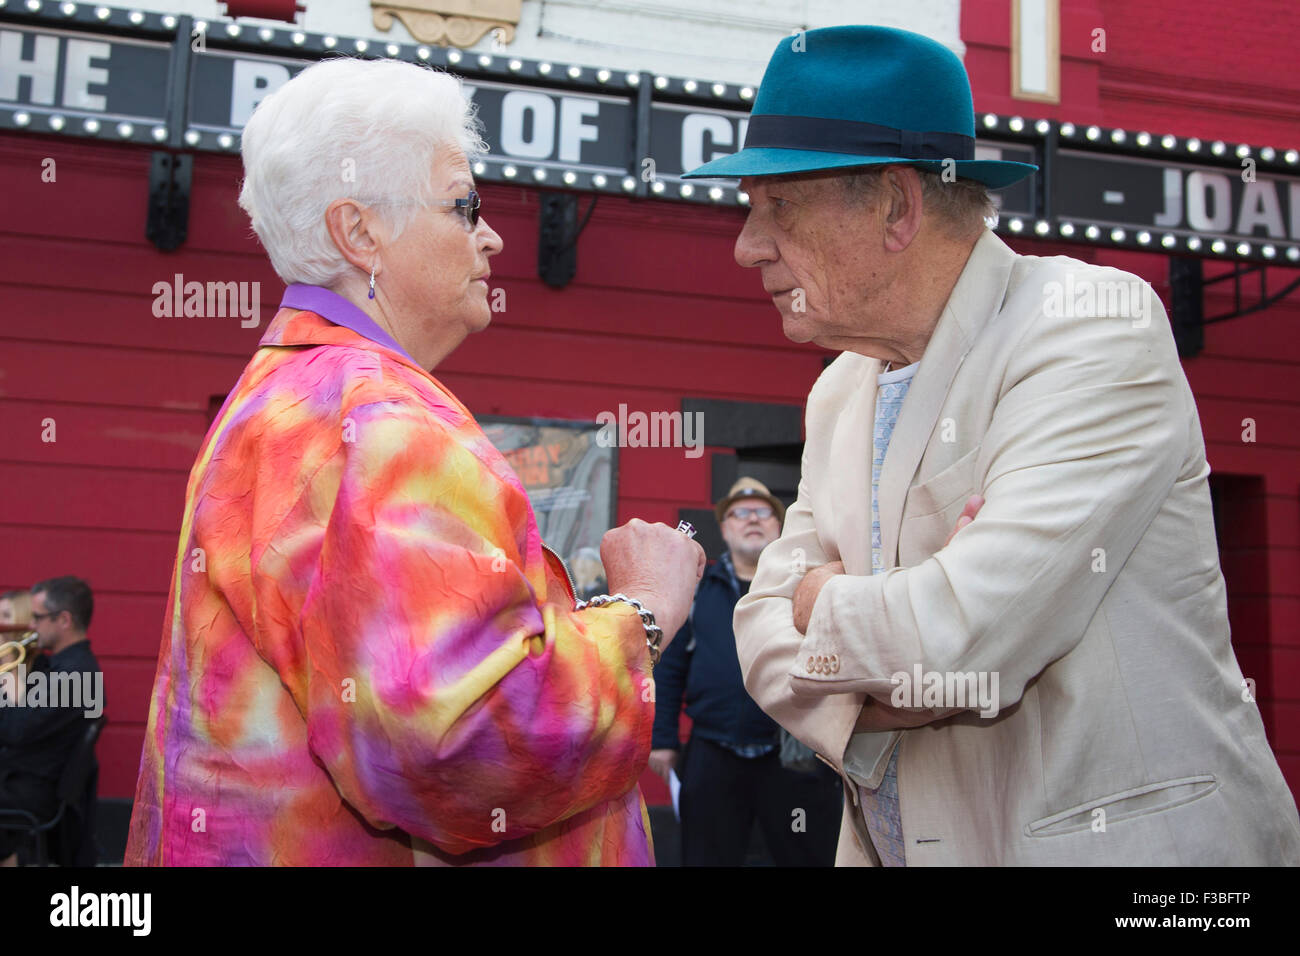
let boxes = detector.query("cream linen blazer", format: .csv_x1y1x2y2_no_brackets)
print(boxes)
734,229,1300,865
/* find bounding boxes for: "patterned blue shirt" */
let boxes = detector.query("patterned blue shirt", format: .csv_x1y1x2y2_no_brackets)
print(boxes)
858,361,917,866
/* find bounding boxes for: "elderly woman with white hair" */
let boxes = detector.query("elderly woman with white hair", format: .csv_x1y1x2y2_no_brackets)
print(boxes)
124,57,703,867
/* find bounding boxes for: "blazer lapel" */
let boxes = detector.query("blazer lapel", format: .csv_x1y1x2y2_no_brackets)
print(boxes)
877,230,1016,569
826,354,882,576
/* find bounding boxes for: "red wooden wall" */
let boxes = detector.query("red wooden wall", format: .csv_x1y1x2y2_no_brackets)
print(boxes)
1,0,1296,813
964,0,1300,793
0,129,824,805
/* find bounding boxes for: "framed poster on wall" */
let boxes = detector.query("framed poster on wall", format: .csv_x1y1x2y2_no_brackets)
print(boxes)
481,417,618,600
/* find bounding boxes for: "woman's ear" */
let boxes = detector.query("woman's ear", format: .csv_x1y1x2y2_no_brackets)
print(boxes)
324,199,382,273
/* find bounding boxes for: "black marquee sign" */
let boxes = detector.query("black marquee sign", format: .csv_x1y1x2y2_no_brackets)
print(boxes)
2,1,1298,264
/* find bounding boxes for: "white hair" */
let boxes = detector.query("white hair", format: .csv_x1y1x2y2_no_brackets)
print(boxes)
842,166,994,240
238,57,486,286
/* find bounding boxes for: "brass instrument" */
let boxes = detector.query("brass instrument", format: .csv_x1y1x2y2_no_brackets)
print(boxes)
0,625,38,676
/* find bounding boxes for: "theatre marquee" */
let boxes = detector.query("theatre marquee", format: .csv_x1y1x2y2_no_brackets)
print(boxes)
2,1,1298,264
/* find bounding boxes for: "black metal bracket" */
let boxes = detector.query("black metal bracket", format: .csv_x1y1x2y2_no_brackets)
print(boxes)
164,15,195,151
146,152,192,251
537,192,597,288
1169,257,1300,358
1037,127,1056,224
1169,257,1205,357
538,192,577,288
1203,262,1300,325
633,71,653,198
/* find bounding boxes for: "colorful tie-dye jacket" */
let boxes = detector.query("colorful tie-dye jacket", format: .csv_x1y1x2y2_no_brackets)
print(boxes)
124,305,656,866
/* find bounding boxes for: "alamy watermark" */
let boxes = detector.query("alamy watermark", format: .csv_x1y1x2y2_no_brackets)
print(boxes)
595,404,704,458
152,273,261,327
1042,274,1153,328
0,664,103,718
890,664,1000,718
50,886,150,936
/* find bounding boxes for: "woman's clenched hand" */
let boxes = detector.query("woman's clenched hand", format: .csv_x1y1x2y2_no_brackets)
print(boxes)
600,519,705,651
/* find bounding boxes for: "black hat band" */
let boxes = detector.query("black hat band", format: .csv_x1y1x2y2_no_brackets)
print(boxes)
743,114,975,162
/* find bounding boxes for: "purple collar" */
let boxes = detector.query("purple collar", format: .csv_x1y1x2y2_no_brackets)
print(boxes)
278,284,417,364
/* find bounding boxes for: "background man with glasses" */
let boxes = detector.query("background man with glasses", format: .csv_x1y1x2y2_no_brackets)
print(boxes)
649,479,841,866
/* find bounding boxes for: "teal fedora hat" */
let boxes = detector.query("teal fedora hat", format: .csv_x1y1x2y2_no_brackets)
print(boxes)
682,25,1036,189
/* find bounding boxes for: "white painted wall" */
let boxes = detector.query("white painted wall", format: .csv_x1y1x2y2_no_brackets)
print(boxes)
105,0,962,86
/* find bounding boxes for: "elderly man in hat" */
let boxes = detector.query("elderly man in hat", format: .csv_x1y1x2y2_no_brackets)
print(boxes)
649,479,842,866
684,25,1300,865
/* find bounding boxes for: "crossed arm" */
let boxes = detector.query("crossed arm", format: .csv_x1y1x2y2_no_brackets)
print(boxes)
736,287,1188,758
790,497,983,733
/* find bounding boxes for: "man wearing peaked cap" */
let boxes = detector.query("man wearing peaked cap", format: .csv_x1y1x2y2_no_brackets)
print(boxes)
688,25,1300,865
712,477,785,526
650,478,843,866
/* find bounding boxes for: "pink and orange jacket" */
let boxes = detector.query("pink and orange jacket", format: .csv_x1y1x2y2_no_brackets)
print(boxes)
125,305,656,865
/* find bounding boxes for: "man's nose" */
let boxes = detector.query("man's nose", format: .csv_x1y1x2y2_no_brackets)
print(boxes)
734,211,776,269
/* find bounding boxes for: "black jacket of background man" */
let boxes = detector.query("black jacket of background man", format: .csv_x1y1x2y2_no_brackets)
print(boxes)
652,552,780,752
0,640,102,794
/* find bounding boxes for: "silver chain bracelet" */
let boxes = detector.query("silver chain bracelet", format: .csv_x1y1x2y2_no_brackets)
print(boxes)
574,593,664,668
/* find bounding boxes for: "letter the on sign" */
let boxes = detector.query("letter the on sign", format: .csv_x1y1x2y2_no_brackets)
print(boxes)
63,39,111,111
230,59,292,128
681,113,733,172
0,31,59,104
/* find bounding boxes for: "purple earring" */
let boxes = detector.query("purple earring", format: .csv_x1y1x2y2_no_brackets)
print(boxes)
368,264,376,300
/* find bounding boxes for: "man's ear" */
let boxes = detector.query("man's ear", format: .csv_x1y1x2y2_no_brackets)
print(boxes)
324,199,384,274
880,166,925,252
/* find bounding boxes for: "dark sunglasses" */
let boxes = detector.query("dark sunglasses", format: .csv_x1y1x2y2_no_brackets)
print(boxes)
428,190,481,228
365,191,481,228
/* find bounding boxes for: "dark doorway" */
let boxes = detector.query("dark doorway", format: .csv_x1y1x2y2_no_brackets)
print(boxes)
1209,473,1275,742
